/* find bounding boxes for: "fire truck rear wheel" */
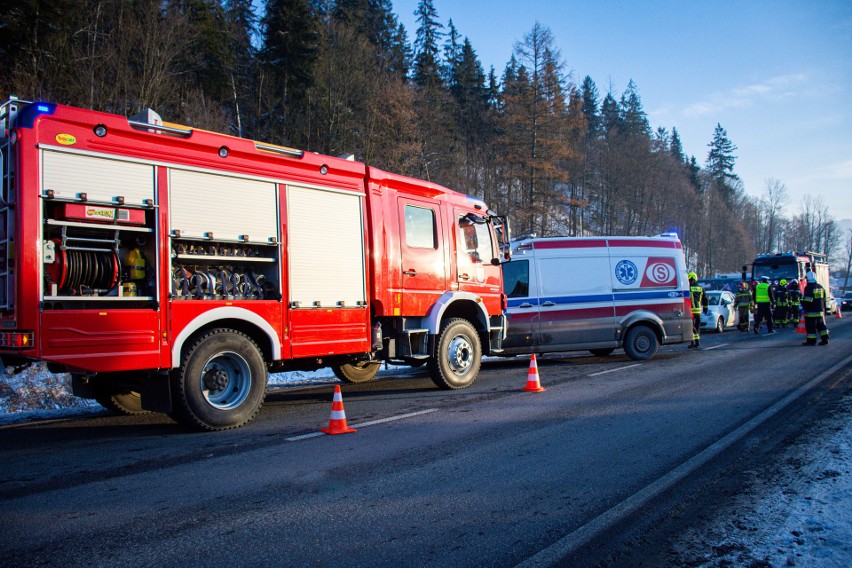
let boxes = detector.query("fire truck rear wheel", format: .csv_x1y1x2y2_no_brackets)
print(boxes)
429,318,482,390
623,325,658,361
171,329,267,431
94,387,148,415
332,361,381,383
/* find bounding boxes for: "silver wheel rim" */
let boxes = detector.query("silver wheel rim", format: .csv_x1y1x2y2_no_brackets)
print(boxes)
200,351,252,410
447,334,473,376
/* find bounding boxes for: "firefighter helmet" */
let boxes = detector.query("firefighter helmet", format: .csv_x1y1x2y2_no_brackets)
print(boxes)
806,271,817,283
688,271,698,283
780,279,787,286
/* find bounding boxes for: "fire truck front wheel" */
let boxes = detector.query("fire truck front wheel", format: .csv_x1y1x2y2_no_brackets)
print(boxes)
171,329,267,431
429,318,482,390
332,361,381,383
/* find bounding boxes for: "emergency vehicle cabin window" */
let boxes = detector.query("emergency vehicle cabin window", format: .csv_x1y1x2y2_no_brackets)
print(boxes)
458,215,492,263
405,205,436,249
502,261,529,298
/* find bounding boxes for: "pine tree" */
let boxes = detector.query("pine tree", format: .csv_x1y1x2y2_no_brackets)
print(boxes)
706,123,738,182
705,123,739,204
412,0,444,88
670,127,685,163
619,79,650,137
580,76,600,140
259,0,320,143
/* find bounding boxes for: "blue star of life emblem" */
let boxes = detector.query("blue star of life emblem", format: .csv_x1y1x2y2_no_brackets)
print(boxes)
615,260,638,285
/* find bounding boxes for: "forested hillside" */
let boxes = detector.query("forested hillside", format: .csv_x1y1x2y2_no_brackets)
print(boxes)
1,0,842,273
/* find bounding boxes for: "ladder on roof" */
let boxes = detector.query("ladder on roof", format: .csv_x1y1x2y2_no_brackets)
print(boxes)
0,97,22,311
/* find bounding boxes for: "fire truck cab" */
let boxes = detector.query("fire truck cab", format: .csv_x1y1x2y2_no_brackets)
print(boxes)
0,97,508,430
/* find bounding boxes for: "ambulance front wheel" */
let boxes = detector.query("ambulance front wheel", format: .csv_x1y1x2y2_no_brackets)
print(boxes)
429,318,482,390
170,329,267,431
623,325,658,361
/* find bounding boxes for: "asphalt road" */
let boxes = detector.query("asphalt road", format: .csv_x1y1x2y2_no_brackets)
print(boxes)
1,316,850,567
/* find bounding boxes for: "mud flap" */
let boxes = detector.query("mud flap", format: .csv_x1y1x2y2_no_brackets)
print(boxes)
139,372,173,413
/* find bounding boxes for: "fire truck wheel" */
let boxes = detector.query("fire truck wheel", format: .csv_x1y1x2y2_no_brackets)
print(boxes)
589,348,615,357
623,325,658,361
171,329,267,431
429,318,482,390
332,361,381,383
94,388,149,415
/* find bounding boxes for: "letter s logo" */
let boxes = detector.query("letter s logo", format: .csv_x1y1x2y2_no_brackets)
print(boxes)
640,258,678,287
646,262,675,284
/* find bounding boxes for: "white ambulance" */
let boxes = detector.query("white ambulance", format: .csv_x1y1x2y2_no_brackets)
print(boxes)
501,234,693,360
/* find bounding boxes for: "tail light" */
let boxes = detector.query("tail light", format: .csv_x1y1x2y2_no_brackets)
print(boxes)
0,331,35,348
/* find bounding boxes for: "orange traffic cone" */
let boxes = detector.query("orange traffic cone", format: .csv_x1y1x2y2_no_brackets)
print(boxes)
795,315,806,334
320,385,357,435
836,306,843,319
523,354,545,392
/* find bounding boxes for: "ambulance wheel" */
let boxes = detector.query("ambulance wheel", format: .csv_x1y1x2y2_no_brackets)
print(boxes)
623,325,658,361
333,361,381,383
170,329,267,431
589,348,615,357
715,317,725,333
429,318,482,390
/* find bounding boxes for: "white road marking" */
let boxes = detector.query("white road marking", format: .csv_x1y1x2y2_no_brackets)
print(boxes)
588,363,642,377
702,343,728,350
285,408,439,442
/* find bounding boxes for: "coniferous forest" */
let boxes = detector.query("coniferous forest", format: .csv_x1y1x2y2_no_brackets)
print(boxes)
1,0,843,274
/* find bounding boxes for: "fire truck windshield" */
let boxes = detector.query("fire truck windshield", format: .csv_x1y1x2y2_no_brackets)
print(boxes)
752,260,798,281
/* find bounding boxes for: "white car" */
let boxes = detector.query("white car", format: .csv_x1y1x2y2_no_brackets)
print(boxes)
700,291,739,333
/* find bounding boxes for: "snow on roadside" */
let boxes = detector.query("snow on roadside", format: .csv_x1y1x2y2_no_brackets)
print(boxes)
666,393,852,567
0,362,340,426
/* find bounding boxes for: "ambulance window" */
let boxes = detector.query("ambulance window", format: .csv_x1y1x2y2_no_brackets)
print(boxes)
458,215,492,263
502,261,529,298
404,205,437,249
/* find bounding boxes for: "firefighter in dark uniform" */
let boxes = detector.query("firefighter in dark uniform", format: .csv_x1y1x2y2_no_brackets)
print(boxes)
774,279,789,328
801,271,829,345
752,275,776,334
735,281,752,332
787,278,802,327
688,272,708,348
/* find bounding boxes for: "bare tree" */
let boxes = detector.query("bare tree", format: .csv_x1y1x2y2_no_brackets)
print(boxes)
761,178,788,252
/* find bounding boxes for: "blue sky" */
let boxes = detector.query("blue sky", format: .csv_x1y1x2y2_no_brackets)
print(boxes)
392,0,852,222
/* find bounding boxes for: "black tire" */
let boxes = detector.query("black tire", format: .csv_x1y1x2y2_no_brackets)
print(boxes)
91,374,151,415
589,348,615,357
715,317,725,333
94,388,149,415
332,361,381,383
622,325,658,361
428,318,482,390
170,329,267,431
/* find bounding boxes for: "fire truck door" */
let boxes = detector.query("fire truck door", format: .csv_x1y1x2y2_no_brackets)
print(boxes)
398,199,447,315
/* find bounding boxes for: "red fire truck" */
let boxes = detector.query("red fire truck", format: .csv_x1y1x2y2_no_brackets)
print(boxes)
0,97,508,430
